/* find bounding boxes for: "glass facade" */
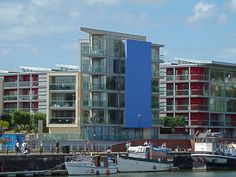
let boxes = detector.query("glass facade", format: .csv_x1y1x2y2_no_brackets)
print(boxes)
48,75,76,125
80,28,162,140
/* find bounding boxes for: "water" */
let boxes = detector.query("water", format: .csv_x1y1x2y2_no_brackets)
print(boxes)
60,171,236,177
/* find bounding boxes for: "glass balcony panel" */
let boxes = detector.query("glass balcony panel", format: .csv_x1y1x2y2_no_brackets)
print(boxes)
191,74,208,81
176,75,189,81
19,81,30,87
50,117,75,124
175,90,189,96
152,86,159,92
19,95,30,100
152,71,159,77
81,64,90,72
50,84,75,90
92,100,107,107
32,81,38,86
91,83,106,90
4,82,17,88
166,105,174,111
166,75,174,81
4,95,17,100
191,89,209,96
152,54,164,62
92,65,106,73
166,90,174,96
191,104,209,111
83,82,89,89
176,105,189,111
81,47,106,57
210,120,224,126
51,100,75,107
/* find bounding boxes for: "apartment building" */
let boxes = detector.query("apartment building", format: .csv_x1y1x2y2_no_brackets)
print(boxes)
160,58,236,137
0,66,49,114
46,72,82,133
80,27,163,140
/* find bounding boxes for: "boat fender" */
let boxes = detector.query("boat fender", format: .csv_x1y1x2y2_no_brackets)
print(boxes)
96,170,100,175
153,165,157,170
106,168,110,175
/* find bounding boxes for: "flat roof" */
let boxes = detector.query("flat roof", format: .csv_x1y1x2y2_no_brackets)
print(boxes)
81,27,146,41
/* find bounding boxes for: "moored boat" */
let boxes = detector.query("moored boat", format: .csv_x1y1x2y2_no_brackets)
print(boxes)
65,154,118,175
191,130,236,170
117,144,173,173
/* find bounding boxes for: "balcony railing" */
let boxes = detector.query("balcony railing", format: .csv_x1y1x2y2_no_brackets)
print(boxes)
50,117,75,124
152,86,159,92
161,104,209,111
50,84,75,90
81,47,106,57
19,81,30,87
92,100,107,107
164,74,209,81
91,66,106,73
163,89,209,96
4,95,17,100
152,54,164,62
91,83,106,90
4,82,17,88
19,95,38,100
50,100,75,108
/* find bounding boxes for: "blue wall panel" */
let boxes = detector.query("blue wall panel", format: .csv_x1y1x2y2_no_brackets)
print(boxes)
125,39,152,128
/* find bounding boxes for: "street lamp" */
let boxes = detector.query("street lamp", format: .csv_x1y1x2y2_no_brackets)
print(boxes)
137,113,141,140
92,117,96,151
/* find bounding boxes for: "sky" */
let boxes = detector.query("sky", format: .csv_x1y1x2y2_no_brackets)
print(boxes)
1,0,236,71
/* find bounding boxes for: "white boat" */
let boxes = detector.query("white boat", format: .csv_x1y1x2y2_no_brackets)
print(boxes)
191,130,236,170
118,145,173,173
65,155,118,175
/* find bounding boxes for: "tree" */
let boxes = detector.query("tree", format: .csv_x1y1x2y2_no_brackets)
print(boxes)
0,119,9,135
13,111,31,126
1,112,14,128
160,115,185,127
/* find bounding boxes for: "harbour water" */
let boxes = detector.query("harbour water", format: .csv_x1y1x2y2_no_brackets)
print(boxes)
59,171,236,177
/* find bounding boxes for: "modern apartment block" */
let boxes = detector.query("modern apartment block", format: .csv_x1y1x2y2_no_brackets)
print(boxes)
46,72,82,133
0,67,49,114
80,27,163,140
160,58,236,137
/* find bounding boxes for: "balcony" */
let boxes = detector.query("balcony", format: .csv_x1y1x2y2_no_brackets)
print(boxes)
18,95,38,101
4,82,17,88
83,81,90,89
152,86,159,92
4,95,17,101
81,47,106,58
91,66,106,73
152,54,164,62
175,75,189,81
19,81,30,87
91,83,106,90
50,117,75,124
50,100,75,108
152,71,159,78
175,90,189,96
92,100,107,107
50,83,75,91
191,89,209,96
3,108,17,113
191,74,209,81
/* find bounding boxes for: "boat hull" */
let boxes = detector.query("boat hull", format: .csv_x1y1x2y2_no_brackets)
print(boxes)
118,156,173,173
65,162,117,175
191,154,236,170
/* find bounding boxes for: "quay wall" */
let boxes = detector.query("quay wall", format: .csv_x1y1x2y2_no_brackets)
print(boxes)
0,154,71,173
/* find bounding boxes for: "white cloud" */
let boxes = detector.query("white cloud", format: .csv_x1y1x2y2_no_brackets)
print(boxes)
226,0,236,12
85,0,119,6
186,1,215,23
